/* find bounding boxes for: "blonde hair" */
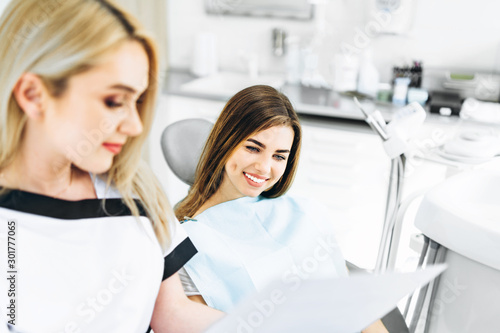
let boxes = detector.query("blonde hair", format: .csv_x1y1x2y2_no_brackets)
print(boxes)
0,0,172,248
175,85,302,221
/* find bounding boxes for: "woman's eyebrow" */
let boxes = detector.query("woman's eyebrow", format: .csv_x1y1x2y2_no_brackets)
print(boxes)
247,138,265,148
247,138,290,153
108,83,137,94
109,83,147,96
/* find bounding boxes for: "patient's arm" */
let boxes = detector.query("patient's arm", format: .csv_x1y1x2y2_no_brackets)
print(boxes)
363,319,389,333
150,273,224,333
188,294,207,305
179,267,209,306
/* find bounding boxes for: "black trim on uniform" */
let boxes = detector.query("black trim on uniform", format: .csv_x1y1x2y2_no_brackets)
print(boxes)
146,238,198,333
0,189,147,220
162,238,197,281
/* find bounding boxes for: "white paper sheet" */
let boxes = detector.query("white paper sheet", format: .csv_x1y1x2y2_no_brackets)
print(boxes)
205,264,446,333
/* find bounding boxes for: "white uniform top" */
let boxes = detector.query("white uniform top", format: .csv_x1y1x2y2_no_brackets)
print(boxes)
0,176,197,333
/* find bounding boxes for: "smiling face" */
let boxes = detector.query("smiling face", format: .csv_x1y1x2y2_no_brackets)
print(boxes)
219,125,294,201
41,40,149,173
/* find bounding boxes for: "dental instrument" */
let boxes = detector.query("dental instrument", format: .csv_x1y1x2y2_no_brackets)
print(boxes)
353,97,389,141
353,98,426,274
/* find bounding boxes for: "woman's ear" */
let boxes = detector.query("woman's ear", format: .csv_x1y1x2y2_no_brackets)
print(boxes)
13,73,48,120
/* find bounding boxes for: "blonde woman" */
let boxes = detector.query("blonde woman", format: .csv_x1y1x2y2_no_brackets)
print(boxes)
0,0,221,332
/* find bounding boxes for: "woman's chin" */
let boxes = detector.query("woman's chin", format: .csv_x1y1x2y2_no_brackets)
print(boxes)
243,189,265,198
73,160,113,175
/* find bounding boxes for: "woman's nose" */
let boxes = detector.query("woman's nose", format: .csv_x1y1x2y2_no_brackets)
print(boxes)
255,155,272,173
118,105,143,137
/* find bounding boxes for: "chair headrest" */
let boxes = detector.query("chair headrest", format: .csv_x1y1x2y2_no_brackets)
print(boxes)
160,118,214,186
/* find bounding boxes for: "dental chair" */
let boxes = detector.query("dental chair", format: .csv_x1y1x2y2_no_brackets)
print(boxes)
160,118,409,333
160,118,213,186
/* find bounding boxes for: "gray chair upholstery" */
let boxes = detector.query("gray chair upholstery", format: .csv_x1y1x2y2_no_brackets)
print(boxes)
160,118,213,186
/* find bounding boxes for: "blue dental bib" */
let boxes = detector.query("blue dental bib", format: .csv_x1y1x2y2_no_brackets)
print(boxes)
182,195,348,312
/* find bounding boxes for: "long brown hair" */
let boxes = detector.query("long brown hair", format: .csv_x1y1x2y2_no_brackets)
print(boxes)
175,85,302,220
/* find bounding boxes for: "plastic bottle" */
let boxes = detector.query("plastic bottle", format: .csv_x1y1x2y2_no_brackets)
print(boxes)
332,53,359,92
357,49,380,98
285,36,302,85
392,77,411,106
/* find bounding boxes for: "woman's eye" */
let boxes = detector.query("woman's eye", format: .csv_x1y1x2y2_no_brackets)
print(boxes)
104,98,124,108
136,94,145,105
246,146,260,153
274,154,286,161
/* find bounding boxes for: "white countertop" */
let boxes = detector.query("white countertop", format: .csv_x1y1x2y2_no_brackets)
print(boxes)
162,68,469,127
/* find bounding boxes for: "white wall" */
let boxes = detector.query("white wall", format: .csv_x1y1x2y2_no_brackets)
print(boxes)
3,0,498,83
167,0,500,83
0,0,10,17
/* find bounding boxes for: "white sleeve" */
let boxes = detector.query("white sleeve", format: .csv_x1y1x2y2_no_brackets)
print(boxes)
178,267,201,296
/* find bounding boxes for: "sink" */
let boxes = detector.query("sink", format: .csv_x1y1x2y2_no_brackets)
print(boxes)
179,71,284,98
415,169,500,270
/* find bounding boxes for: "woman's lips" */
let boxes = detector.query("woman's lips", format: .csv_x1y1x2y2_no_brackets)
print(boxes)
102,143,123,154
243,172,268,187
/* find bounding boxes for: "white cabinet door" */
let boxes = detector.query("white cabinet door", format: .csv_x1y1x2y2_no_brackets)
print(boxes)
289,119,391,269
